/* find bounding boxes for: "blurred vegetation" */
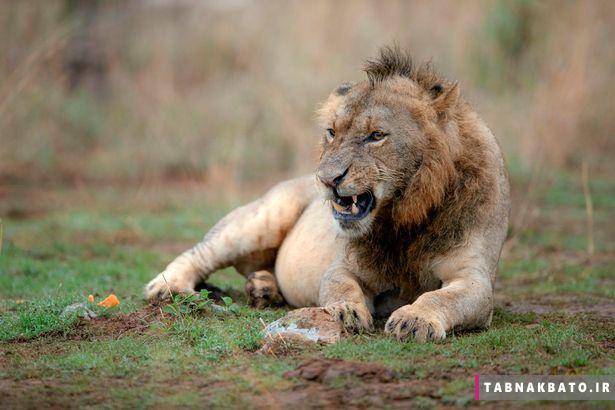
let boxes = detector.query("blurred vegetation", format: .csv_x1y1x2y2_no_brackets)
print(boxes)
1,0,613,186
0,0,614,249
474,0,541,89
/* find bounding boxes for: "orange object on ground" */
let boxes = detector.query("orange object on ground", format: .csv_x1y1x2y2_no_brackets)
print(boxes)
88,294,95,303
98,294,120,308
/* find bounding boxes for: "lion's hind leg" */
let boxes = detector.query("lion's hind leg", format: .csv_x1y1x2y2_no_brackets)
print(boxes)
145,176,317,301
245,270,284,309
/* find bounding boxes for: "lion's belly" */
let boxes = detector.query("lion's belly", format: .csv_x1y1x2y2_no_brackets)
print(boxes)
275,200,337,307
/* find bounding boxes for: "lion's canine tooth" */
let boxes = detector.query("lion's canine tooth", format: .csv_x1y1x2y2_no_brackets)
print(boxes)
332,201,348,213
352,195,358,203
351,203,359,214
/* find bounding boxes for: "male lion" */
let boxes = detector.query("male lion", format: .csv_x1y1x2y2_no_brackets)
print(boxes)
145,47,510,342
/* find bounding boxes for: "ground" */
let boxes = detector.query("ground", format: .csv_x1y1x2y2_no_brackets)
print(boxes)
0,172,613,409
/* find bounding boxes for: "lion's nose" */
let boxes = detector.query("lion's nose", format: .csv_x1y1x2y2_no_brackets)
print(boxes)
317,167,349,188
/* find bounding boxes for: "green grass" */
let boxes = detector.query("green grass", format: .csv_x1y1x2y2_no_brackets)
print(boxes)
1,177,613,408
321,311,605,376
0,296,80,342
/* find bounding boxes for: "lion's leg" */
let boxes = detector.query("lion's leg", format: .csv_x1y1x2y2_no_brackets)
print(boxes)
145,176,317,301
318,260,374,333
245,270,284,309
385,237,494,342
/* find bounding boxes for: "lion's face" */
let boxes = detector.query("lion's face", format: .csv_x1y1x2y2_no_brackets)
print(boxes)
316,79,431,237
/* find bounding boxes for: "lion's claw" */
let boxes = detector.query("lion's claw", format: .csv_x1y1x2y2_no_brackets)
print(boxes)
385,306,446,343
324,301,373,334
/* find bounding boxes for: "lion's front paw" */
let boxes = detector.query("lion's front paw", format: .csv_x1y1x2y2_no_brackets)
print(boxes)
384,305,446,343
324,301,373,334
144,271,196,302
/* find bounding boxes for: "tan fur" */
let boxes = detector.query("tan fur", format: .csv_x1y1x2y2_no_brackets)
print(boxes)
145,47,510,342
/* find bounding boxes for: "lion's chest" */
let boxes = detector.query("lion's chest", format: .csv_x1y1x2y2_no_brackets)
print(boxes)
275,201,338,307
354,238,444,316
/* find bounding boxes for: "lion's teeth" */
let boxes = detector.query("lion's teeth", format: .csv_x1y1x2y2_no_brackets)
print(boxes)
332,201,349,213
352,195,358,203
351,203,359,214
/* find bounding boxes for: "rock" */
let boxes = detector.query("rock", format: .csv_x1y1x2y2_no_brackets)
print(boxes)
263,307,343,345
62,302,98,320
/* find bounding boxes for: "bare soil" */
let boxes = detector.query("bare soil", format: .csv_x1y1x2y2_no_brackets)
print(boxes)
499,294,615,321
255,358,443,409
285,358,396,383
6,306,162,346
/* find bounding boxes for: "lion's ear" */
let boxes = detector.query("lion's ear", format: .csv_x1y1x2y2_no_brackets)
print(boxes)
333,82,354,96
317,83,354,125
431,83,460,116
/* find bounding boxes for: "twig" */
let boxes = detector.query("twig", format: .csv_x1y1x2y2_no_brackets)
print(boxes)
259,318,278,358
160,273,173,300
581,160,595,260
259,317,291,357
161,273,184,324
504,154,544,256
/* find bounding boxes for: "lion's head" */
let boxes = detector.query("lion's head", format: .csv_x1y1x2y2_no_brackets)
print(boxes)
315,46,463,237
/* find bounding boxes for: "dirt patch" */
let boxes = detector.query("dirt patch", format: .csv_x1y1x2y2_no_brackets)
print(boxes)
253,358,444,409
7,305,163,345
0,377,73,409
1,306,164,367
0,375,156,409
0,338,76,367
500,294,615,321
257,381,440,409
285,358,396,383
67,306,160,341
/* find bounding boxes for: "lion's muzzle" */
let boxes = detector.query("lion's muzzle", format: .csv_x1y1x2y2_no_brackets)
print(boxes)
331,189,374,220
317,158,376,226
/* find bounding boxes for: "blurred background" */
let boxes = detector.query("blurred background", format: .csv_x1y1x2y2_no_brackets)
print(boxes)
0,0,613,240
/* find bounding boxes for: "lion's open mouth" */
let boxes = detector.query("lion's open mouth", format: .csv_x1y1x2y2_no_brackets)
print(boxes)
331,189,375,220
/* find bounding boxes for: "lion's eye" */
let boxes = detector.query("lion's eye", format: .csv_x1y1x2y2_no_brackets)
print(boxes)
326,128,336,141
366,131,387,143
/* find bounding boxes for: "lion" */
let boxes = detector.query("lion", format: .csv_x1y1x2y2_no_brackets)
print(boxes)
145,46,510,342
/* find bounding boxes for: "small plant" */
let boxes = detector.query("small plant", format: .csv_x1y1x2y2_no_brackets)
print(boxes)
163,290,213,317
163,290,240,318
221,296,240,314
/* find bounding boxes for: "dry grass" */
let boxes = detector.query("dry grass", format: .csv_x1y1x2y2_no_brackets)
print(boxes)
0,2,613,213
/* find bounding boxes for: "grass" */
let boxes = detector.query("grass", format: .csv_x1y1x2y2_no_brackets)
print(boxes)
1,175,613,408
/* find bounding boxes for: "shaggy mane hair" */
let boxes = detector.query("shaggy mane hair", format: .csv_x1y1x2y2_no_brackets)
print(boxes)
363,45,446,96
